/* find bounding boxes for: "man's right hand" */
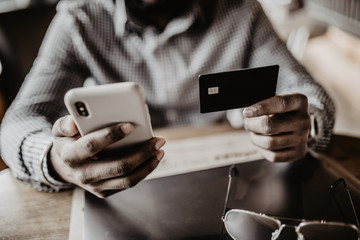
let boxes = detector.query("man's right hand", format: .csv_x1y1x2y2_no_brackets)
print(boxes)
49,115,165,198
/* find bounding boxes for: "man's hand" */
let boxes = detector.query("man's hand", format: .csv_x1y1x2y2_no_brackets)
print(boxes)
243,93,311,162
49,115,165,198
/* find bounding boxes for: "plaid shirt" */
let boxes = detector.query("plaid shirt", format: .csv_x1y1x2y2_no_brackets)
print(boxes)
0,0,335,192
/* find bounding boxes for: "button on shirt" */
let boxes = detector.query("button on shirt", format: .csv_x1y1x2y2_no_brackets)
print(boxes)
0,0,335,191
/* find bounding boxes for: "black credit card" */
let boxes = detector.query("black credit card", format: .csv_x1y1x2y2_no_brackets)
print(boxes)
199,65,279,113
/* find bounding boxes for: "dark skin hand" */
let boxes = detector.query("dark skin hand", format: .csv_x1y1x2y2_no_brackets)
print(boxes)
243,93,311,162
49,115,165,198
49,93,309,198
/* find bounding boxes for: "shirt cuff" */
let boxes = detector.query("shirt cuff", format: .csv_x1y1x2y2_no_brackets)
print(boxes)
307,105,333,152
40,142,73,189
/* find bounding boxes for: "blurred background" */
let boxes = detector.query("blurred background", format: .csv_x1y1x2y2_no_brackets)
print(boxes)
0,0,359,170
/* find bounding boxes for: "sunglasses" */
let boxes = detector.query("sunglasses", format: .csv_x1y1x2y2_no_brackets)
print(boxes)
221,165,360,240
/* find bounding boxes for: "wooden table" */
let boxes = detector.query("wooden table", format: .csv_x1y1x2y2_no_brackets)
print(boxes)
1,125,360,239
0,170,72,240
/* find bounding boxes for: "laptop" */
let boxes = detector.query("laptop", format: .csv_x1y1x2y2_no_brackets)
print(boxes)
82,153,360,240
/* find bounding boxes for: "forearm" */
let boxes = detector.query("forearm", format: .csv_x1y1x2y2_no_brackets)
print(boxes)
0,7,92,191
0,113,72,191
246,3,335,151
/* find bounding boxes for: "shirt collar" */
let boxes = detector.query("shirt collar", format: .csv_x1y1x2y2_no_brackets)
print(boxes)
114,0,128,37
113,0,209,38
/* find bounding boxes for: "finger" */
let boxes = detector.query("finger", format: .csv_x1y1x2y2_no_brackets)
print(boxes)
257,146,308,163
243,93,308,118
52,115,79,137
249,131,308,151
93,189,118,199
63,122,135,165
79,137,166,183
244,112,310,135
89,150,165,198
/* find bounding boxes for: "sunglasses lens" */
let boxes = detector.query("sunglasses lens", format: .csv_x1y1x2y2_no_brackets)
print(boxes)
223,210,280,240
297,223,359,240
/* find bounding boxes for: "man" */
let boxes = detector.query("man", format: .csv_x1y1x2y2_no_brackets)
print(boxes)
0,0,334,198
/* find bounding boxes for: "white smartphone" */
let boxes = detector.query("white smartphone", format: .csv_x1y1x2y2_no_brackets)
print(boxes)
64,82,154,150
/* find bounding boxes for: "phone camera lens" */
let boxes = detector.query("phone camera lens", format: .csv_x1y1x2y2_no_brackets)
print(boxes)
75,102,89,117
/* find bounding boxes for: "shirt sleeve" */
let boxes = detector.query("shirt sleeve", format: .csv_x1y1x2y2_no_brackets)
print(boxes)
0,5,88,192
244,2,335,151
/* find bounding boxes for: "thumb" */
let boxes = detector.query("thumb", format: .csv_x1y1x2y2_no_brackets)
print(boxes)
52,115,79,137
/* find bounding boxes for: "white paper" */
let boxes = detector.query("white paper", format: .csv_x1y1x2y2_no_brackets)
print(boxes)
146,130,262,180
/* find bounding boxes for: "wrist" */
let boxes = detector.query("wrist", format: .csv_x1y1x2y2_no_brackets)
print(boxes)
41,143,73,189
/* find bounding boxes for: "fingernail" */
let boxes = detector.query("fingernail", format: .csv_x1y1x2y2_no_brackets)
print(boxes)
243,107,253,118
120,123,134,135
156,150,165,161
155,138,166,150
